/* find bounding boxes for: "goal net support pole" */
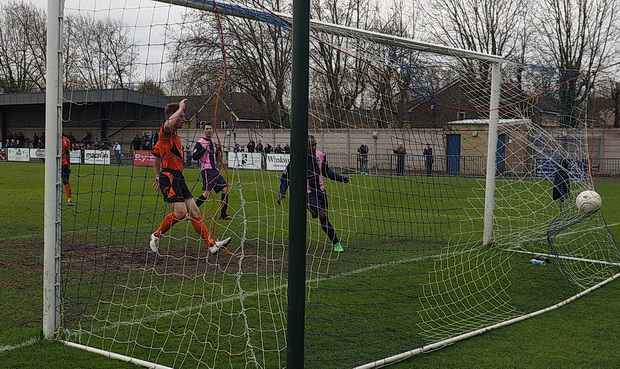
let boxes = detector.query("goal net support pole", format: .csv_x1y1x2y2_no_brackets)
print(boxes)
43,0,63,340
287,0,311,367
483,62,502,245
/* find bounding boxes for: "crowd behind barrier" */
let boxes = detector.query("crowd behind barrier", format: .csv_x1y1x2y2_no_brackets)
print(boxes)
2,146,618,180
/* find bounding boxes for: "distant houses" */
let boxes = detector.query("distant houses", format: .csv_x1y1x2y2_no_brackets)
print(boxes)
0,81,616,149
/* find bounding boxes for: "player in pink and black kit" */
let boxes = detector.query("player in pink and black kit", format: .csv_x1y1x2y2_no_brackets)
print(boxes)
277,135,350,252
193,122,232,220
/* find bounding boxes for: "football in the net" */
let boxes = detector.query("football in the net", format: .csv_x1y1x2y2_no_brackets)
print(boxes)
575,190,602,214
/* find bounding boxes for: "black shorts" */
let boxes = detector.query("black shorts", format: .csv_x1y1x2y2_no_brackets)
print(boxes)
61,164,71,183
160,170,192,203
307,191,328,218
201,168,228,193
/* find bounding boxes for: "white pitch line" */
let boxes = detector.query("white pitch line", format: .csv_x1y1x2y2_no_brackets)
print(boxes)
0,336,40,354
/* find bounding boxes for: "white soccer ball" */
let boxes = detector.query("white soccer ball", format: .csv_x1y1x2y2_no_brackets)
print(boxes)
575,190,602,214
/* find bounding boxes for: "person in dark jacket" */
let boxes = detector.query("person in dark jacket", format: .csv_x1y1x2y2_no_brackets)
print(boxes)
552,159,571,209
277,135,350,252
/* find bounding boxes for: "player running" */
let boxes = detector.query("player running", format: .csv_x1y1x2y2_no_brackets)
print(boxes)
149,98,231,253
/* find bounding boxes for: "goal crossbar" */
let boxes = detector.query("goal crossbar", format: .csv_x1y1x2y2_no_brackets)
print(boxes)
154,0,507,63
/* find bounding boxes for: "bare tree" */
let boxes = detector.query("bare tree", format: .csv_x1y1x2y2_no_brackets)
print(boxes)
64,15,139,90
137,79,167,96
167,2,293,128
420,0,530,116
365,0,425,128
0,1,46,92
614,81,620,127
309,0,378,127
424,0,527,77
534,0,620,127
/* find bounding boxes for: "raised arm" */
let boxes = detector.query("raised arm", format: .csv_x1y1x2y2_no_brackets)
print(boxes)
163,98,187,132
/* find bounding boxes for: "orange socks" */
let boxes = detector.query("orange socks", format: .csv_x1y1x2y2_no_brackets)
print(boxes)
64,184,72,200
190,217,215,246
154,214,214,246
154,212,181,238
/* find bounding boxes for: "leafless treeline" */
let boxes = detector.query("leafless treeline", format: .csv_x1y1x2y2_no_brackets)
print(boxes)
1,0,619,127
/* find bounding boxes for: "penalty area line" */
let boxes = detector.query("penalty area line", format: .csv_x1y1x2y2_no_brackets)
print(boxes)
0,336,40,354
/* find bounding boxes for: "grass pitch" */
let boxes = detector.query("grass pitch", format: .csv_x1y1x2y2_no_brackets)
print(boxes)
1,161,620,368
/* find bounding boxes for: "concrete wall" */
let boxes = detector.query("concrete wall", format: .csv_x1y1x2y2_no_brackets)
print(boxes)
6,125,620,175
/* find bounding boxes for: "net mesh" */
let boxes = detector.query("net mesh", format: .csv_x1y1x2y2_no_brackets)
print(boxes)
56,1,620,368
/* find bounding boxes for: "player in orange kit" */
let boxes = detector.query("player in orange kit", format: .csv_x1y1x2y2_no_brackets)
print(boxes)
149,98,231,254
61,134,73,206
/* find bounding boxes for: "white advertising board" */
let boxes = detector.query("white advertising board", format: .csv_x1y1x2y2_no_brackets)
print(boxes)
265,153,290,171
227,152,262,170
70,151,81,164
30,148,46,159
84,150,111,165
8,148,30,161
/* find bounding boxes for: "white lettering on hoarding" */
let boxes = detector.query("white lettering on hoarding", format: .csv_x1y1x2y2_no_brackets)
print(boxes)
133,150,154,166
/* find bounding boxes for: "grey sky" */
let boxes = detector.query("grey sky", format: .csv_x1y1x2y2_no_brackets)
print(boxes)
28,0,189,81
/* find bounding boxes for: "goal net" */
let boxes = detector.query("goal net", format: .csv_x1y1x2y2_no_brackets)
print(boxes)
51,0,620,368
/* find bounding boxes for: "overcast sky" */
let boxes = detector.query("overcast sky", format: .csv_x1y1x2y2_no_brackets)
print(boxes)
27,0,190,80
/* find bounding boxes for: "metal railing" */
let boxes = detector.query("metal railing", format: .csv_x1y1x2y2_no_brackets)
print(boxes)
326,153,620,179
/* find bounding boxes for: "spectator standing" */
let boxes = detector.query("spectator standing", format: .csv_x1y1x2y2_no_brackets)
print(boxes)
552,159,571,210
141,133,150,150
394,142,406,175
274,144,284,153
357,144,369,174
256,140,264,153
113,141,122,165
184,143,193,168
247,139,256,153
132,134,142,151
423,143,433,176
82,131,92,146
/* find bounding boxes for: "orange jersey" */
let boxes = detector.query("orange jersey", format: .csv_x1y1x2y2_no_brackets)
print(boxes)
61,136,71,166
152,125,184,172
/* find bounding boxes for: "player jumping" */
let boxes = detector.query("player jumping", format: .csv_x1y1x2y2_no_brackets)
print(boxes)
149,98,231,254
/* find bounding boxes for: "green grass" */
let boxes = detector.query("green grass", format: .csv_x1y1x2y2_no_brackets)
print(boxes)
1,161,620,368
